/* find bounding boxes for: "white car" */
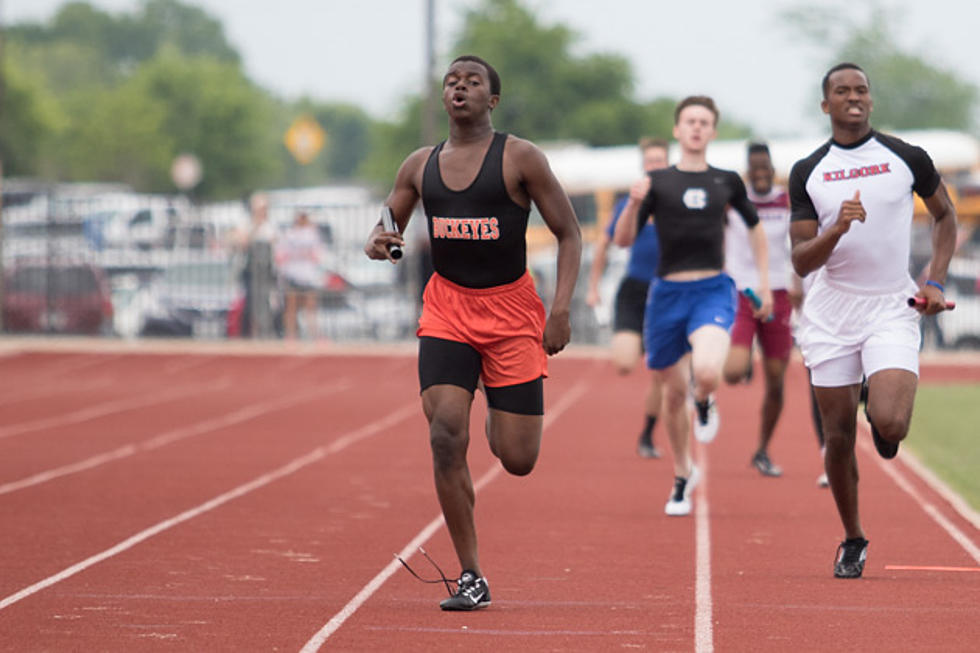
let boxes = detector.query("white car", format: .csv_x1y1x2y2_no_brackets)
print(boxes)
934,257,980,349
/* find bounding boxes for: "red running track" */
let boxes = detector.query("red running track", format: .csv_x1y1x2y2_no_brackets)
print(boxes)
0,348,977,651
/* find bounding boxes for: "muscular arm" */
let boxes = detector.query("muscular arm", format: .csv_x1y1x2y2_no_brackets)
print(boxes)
586,230,612,307
916,180,959,313
746,223,773,318
515,140,582,354
790,190,865,277
364,147,429,262
612,176,651,247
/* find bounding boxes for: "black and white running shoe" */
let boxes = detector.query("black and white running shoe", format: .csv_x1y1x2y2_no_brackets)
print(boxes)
636,434,661,459
664,464,700,516
440,570,491,611
752,451,783,477
833,538,869,579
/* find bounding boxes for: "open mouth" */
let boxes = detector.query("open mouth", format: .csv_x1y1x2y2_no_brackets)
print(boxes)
451,94,467,108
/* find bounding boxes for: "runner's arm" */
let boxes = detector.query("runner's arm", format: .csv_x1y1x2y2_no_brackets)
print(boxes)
916,180,958,313
517,141,582,354
365,148,427,261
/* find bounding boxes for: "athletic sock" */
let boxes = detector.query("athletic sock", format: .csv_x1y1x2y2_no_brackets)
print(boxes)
694,399,710,424
640,415,657,441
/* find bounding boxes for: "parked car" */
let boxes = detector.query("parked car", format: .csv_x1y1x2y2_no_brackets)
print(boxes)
934,257,980,349
2,262,114,335
136,259,241,338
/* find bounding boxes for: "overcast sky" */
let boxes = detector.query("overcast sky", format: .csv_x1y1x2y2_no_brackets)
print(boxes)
6,0,980,138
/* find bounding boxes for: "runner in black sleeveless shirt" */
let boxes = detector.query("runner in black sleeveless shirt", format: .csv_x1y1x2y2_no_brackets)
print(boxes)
614,96,773,517
365,55,581,610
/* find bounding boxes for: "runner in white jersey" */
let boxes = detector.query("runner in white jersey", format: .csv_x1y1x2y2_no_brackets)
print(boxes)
789,63,958,580
723,143,797,478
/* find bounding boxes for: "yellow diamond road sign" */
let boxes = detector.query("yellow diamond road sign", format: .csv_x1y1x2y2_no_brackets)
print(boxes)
285,115,326,165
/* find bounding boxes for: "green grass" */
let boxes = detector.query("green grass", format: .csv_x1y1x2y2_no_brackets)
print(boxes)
905,384,980,513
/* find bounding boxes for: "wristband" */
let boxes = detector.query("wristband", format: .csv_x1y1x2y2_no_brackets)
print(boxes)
925,280,945,293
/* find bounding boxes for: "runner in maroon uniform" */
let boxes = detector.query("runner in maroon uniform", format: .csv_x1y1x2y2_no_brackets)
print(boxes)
365,55,581,610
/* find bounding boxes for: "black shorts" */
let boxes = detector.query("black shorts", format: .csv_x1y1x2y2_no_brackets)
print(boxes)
613,276,651,334
418,337,544,415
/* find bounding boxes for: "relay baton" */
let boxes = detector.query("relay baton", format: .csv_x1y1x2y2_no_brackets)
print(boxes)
741,288,773,322
907,296,955,310
380,206,403,260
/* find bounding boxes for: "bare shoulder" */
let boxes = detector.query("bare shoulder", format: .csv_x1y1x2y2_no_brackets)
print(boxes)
503,134,544,160
402,145,436,171
396,145,437,188
502,134,551,179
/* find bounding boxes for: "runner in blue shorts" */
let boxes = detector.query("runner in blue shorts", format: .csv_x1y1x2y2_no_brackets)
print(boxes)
586,138,669,458
615,96,773,516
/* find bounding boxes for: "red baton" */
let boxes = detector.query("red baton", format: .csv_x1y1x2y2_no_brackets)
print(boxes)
907,297,955,310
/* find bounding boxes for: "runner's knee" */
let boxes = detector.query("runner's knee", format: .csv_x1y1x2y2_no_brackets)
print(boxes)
428,415,468,470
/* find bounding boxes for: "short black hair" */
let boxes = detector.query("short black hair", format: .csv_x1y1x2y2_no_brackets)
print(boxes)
747,142,770,157
450,55,501,96
822,62,869,98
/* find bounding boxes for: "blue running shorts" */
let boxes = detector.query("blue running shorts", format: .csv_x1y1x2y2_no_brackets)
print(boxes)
644,273,736,370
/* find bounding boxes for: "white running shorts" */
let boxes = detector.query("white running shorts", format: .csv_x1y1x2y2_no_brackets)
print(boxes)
798,273,920,387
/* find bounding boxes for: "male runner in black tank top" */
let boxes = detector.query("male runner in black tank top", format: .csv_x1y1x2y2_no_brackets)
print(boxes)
365,55,581,611
614,96,773,517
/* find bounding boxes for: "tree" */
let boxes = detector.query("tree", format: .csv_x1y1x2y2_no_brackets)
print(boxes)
0,62,60,177
781,4,977,131
358,0,751,185
451,0,638,143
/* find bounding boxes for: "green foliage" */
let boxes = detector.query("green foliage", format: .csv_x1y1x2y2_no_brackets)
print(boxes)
781,4,977,131
276,100,375,188
452,0,637,143
125,50,282,198
358,97,427,186
3,1,272,199
0,62,61,176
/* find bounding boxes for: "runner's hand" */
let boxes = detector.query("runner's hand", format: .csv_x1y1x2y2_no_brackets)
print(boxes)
753,288,774,321
364,227,404,263
834,189,865,235
543,310,571,355
629,176,651,202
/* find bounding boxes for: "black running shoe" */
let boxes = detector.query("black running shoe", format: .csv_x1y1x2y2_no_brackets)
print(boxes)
637,434,661,459
865,405,898,459
833,538,869,579
751,451,783,477
439,570,491,611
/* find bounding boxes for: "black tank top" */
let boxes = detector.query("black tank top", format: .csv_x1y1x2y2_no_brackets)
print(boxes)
421,131,529,288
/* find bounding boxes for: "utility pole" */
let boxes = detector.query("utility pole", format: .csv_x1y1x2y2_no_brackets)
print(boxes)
421,0,438,147
0,0,7,332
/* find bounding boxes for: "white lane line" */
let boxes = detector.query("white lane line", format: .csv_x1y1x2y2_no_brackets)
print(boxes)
0,377,117,407
896,448,980,530
0,353,114,390
694,444,713,653
0,402,419,612
0,380,348,496
0,379,230,441
857,427,980,564
299,379,591,652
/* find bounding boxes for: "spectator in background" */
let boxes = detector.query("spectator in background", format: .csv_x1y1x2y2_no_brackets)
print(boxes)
238,192,278,338
277,211,325,340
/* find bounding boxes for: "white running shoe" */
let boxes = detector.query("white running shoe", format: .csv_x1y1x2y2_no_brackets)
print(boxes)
693,396,720,443
664,463,700,516
816,472,829,488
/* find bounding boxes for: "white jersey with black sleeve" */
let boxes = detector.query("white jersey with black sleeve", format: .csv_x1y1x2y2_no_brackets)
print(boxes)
789,130,941,293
